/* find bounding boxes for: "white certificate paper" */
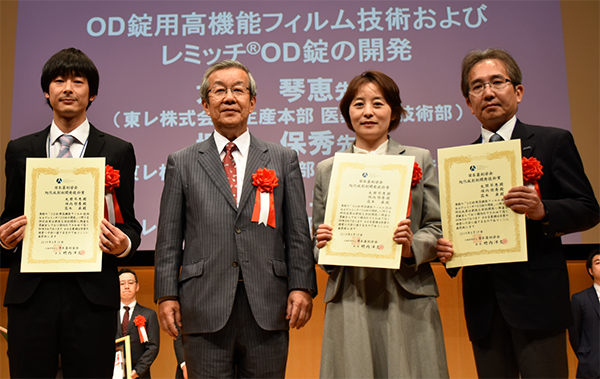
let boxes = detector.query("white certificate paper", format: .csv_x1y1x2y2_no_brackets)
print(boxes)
438,140,527,268
21,158,105,273
318,153,414,269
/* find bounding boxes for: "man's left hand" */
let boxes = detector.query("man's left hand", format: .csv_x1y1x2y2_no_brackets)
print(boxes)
99,219,129,255
286,290,313,330
130,369,138,379
504,185,546,220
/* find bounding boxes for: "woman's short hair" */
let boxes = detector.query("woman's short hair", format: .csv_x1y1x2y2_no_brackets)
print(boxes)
339,71,406,133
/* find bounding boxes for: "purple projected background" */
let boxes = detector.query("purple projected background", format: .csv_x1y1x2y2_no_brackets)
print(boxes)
11,1,574,249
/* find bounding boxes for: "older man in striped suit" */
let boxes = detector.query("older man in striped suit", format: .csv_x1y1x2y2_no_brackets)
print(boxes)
154,60,317,378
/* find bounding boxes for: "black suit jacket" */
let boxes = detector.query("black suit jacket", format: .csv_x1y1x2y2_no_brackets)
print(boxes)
461,120,599,341
569,286,600,378
117,303,160,378
2,124,142,309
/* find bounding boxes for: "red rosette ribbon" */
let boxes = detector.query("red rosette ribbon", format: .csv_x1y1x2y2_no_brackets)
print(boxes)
133,315,148,343
251,168,279,228
522,157,543,198
407,162,422,217
104,165,124,224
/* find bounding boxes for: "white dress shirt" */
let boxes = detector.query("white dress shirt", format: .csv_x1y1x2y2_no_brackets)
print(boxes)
481,115,517,143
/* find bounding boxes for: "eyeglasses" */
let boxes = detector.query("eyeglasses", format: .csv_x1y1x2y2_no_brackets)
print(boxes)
120,280,137,286
208,85,250,99
469,78,512,96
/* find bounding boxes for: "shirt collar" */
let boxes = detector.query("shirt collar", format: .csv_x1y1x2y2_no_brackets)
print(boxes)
121,300,137,310
50,118,90,145
594,283,600,299
353,139,389,155
481,115,517,143
214,129,250,157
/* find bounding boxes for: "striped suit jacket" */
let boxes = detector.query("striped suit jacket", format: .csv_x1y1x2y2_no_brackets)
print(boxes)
154,133,317,333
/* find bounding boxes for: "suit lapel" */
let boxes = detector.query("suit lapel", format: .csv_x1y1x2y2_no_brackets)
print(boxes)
32,126,51,157
510,120,536,158
386,137,406,156
237,135,270,213
197,135,238,211
83,124,105,157
127,305,142,335
587,287,600,317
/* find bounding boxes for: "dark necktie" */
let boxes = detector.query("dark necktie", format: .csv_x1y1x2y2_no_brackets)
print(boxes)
223,142,238,201
122,306,130,335
489,133,504,142
57,134,75,158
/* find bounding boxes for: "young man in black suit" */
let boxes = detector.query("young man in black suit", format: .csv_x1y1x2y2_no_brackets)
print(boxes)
437,48,599,378
570,250,600,379
0,48,142,378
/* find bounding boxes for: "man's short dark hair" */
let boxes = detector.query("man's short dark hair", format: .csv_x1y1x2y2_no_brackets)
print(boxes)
460,48,522,98
119,268,138,282
586,250,600,278
41,47,99,110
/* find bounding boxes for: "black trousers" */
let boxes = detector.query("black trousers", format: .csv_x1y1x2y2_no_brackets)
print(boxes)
8,274,117,379
471,299,568,379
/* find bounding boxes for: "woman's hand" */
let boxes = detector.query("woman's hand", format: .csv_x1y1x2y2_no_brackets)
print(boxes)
393,219,413,258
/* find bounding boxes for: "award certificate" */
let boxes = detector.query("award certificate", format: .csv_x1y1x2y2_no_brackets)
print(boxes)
21,158,105,273
318,153,414,269
438,140,527,268
114,335,132,379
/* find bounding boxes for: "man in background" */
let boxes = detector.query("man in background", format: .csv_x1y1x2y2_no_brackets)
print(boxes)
117,268,160,379
437,48,599,378
569,250,600,379
0,47,142,378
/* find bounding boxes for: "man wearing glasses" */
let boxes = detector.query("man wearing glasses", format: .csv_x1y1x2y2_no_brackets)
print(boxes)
437,48,599,378
117,268,160,379
154,60,317,378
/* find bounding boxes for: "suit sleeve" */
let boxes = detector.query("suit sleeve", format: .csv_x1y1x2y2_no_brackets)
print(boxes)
410,150,443,268
132,309,160,377
154,153,185,301
311,161,327,261
568,293,582,354
1,141,26,251
113,142,142,254
282,150,317,296
542,131,599,236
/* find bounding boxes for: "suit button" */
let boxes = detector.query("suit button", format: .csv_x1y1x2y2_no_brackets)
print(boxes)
232,261,239,267
235,228,241,234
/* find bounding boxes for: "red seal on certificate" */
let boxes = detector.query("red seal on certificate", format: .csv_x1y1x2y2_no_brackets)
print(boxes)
134,315,149,343
250,168,279,228
522,157,543,198
104,165,124,224
407,162,422,217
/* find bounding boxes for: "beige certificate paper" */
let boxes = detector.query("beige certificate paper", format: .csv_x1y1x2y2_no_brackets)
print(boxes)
318,153,414,269
21,158,105,273
438,140,527,268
